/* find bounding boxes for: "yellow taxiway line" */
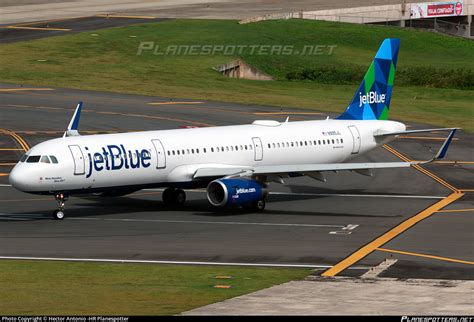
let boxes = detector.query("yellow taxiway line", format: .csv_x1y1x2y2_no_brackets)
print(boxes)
412,160,474,165
399,136,460,141
437,208,474,213
376,248,474,265
383,144,459,193
5,26,70,31
96,14,156,19
0,88,54,92
253,112,322,115
0,129,30,152
321,191,464,277
149,101,204,105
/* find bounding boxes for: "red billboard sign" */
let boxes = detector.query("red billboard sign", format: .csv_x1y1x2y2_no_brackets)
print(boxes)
411,1,464,18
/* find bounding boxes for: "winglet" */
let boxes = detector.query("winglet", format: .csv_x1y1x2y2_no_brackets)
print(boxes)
434,128,457,160
63,102,83,137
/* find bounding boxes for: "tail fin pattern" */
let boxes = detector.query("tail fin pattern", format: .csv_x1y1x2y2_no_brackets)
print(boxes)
338,38,400,121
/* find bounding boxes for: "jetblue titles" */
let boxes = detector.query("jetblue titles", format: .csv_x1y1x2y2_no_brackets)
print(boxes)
86,144,151,178
359,91,386,107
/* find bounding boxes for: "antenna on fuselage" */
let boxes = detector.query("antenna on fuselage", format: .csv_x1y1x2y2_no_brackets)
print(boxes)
63,102,82,137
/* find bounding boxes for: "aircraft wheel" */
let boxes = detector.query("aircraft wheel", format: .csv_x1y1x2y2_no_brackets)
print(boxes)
53,209,65,220
254,199,266,211
162,188,174,205
175,189,186,206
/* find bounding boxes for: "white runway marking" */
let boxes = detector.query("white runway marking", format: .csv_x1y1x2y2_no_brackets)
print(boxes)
0,256,370,270
68,217,350,229
330,224,359,235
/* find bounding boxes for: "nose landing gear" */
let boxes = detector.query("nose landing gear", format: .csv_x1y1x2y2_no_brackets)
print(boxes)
53,193,67,220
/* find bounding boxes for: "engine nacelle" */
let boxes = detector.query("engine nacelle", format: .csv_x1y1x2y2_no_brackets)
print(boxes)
207,178,267,208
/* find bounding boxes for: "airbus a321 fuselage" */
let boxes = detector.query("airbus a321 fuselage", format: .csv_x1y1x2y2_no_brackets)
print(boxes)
9,38,457,220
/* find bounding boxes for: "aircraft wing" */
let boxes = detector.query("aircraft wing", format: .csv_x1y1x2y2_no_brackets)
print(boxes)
193,129,456,180
374,127,458,137
193,161,413,180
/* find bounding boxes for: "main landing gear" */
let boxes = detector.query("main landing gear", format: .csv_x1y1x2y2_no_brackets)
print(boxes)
162,188,186,206
53,193,67,220
243,199,266,212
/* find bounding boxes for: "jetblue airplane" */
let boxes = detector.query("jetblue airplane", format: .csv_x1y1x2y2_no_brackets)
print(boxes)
9,38,457,220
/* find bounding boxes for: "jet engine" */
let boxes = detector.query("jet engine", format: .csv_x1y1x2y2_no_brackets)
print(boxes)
206,178,268,210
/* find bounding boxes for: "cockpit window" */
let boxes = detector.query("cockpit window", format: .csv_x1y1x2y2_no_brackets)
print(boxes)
50,155,58,164
20,154,28,162
40,156,51,164
26,155,41,163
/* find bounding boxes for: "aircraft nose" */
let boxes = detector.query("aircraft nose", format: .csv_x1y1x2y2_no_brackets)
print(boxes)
9,165,29,191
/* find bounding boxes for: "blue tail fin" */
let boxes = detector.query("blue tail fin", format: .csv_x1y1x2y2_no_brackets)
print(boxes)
338,38,400,121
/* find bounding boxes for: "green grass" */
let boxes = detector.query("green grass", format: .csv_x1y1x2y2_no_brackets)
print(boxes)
0,19,473,131
0,260,310,315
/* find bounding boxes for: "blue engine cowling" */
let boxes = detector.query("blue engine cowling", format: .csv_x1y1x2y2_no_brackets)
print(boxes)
207,178,267,208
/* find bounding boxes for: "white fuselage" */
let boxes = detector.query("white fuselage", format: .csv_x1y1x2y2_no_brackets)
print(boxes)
9,119,405,194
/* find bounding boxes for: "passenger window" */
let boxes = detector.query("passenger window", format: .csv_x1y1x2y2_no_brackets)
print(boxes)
197,149,199,154
268,144,271,148
245,145,248,150
49,155,58,164
40,156,51,164
26,155,41,163
20,154,28,162
332,139,335,144
341,138,344,143
204,148,207,153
